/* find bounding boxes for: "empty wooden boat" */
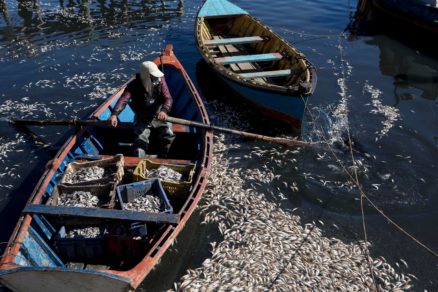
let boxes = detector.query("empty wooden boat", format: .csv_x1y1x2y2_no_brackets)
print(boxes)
0,45,213,291
196,0,317,130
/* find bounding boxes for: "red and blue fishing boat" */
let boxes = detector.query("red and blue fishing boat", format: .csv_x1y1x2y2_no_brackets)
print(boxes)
0,45,213,291
195,0,317,130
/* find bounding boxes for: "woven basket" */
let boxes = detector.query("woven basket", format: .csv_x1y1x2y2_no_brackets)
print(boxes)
133,159,195,199
47,183,116,209
61,154,124,186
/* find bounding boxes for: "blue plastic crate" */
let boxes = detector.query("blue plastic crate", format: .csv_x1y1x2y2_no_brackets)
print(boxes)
54,226,107,260
116,178,173,214
116,179,173,238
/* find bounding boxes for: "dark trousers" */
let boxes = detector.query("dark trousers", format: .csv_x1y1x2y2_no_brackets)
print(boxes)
134,119,175,158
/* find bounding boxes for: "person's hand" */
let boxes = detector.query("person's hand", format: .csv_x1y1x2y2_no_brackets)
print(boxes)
109,115,118,127
157,111,168,121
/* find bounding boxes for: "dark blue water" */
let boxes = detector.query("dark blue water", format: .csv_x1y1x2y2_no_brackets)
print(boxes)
0,0,437,290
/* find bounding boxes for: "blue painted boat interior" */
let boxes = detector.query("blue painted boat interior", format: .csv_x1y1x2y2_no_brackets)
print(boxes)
9,64,205,272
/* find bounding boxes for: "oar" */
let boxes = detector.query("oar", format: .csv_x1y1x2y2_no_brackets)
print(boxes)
10,118,133,129
165,116,318,147
10,117,318,147
11,119,113,127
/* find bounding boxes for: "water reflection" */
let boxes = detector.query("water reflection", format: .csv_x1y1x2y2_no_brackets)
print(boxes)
348,0,438,56
365,36,438,105
347,1,438,106
0,0,184,53
18,0,44,30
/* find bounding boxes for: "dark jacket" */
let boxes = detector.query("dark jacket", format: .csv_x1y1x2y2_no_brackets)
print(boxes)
112,74,173,123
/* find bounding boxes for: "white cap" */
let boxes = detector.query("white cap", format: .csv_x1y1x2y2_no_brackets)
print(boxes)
140,61,164,78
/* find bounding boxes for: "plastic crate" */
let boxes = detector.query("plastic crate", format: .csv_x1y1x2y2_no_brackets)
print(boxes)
46,183,116,209
116,179,173,238
61,154,124,186
54,226,107,260
133,159,196,198
106,223,148,260
116,178,173,214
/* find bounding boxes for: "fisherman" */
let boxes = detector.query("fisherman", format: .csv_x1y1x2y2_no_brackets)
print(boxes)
109,61,175,158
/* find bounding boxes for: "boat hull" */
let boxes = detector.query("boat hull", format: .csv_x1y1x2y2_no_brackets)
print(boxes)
0,268,132,292
219,73,308,129
371,0,438,35
195,0,317,130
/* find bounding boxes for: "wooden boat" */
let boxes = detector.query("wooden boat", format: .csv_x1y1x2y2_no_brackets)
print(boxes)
350,0,438,55
195,0,317,130
0,44,213,291
369,0,438,36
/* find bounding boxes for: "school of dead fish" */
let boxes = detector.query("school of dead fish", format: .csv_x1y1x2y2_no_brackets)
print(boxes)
171,107,413,291
148,166,183,182
125,194,161,213
58,191,99,208
62,166,105,184
65,226,103,239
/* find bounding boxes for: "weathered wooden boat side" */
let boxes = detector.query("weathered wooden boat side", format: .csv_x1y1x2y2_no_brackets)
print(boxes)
196,0,317,129
371,0,438,35
0,45,213,291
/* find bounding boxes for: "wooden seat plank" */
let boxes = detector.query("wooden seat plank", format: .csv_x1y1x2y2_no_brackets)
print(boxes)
240,69,299,79
213,36,265,83
24,204,180,224
215,53,283,65
204,36,265,46
97,155,193,167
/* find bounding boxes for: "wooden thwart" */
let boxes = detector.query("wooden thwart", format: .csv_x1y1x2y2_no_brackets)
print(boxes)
215,53,283,65
240,69,300,79
203,36,265,46
24,204,180,224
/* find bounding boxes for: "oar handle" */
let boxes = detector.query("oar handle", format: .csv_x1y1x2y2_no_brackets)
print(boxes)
11,119,132,128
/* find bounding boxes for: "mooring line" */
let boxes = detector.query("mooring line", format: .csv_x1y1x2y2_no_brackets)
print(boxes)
335,36,379,291
302,35,438,259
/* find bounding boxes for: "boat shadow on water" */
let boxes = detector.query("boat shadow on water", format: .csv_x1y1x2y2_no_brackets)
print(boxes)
348,0,438,58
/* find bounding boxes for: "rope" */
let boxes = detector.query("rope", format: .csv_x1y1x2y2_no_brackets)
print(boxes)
335,38,378,291
303,36,438,259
